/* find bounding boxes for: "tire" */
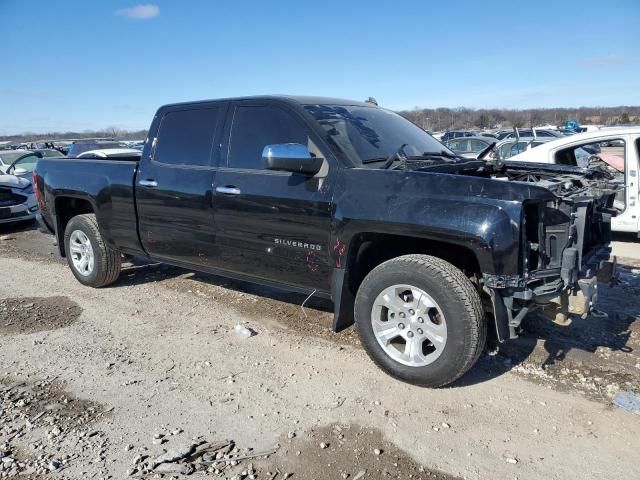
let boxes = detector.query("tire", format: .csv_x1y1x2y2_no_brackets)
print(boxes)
64,214,122,288
354,254,486,387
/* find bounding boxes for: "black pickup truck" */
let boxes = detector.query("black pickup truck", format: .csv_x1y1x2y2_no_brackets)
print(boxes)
34,96,619,387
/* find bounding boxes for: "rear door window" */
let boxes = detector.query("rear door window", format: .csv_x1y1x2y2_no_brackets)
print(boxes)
228,105,308,170
154,108,220,167
469,139,489,151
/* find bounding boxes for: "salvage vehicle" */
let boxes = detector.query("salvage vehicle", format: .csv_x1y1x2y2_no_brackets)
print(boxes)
509,127,640,235
0,172,38,225
33,96,619,387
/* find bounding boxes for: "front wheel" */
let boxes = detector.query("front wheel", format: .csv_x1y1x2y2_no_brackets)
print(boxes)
64,214,121,288
354,254,486,387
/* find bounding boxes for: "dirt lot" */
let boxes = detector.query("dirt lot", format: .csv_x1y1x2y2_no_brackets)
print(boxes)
0,222,639,479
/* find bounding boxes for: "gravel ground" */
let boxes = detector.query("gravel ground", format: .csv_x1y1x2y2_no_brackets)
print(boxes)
0,221,639,479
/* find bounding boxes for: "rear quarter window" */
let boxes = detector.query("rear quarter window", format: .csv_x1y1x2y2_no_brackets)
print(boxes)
154,108,220,167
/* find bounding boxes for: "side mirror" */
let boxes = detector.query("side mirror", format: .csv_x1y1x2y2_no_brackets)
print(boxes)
262,143,323,175
14,168,28,175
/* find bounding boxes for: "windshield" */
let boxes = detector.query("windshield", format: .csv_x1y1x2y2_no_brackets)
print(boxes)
304,104,453,166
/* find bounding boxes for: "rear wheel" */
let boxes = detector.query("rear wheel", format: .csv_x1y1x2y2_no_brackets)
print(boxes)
354,254,486,387
64,214,121,287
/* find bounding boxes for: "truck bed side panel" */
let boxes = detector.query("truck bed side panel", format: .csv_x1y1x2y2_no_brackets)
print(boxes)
38,159,143,255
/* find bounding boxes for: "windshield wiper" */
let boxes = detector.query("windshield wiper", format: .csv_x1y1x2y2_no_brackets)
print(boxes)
361,144,409,169
380,144,408,169
362,146,459,168
417,150,459,160
361,157,387,164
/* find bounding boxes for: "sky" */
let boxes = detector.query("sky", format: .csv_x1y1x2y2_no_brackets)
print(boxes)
1,0,639,134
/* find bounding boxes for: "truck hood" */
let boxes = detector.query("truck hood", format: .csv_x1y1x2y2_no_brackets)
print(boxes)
0,174,31,190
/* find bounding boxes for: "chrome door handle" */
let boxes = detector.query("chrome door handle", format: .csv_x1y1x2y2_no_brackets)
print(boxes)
216,186,241,195
139,179,158,188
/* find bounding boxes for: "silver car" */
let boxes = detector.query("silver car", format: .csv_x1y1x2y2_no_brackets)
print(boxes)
478,138,551,162
0,174,38,225
496,129,564,141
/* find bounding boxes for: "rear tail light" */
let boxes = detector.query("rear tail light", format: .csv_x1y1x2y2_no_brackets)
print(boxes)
33,172,44,208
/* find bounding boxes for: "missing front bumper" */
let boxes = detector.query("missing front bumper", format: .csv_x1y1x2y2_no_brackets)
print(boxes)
541,264,615,326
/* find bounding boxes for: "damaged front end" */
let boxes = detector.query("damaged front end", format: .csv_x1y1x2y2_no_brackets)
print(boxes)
485,162,620,340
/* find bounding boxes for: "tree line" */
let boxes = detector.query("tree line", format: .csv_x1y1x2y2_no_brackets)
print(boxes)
0,127,148,143
398,106,640,132
1,106,639,142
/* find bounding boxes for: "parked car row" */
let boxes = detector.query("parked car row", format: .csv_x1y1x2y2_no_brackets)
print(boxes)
433,119,600,143
0,138,144,230
443,128,555,160
2,138,147,157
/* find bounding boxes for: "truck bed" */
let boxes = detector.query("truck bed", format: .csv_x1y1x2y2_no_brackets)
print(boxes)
35,158,143,256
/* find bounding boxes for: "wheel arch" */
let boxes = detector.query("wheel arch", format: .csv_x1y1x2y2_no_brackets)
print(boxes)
332,232,485,332
54,196,96,256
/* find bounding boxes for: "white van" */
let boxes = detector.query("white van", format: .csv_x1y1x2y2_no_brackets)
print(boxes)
509,127,640,235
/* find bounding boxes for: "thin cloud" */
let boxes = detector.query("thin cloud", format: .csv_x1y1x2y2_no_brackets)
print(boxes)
1,88,51,99
581,54,630,67
115,4,159,20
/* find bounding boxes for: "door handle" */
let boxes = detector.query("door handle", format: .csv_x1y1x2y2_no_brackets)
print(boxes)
139,179,158,188
216,186,241,195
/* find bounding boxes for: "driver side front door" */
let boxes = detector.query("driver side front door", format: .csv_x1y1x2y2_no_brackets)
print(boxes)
212,102,336,291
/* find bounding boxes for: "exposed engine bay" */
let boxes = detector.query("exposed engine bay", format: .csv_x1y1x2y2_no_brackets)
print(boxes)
498,161,622,201
408,157,621,340
497,162,619,338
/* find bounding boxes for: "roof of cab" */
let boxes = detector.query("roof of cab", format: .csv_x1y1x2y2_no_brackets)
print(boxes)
159,95,375,110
